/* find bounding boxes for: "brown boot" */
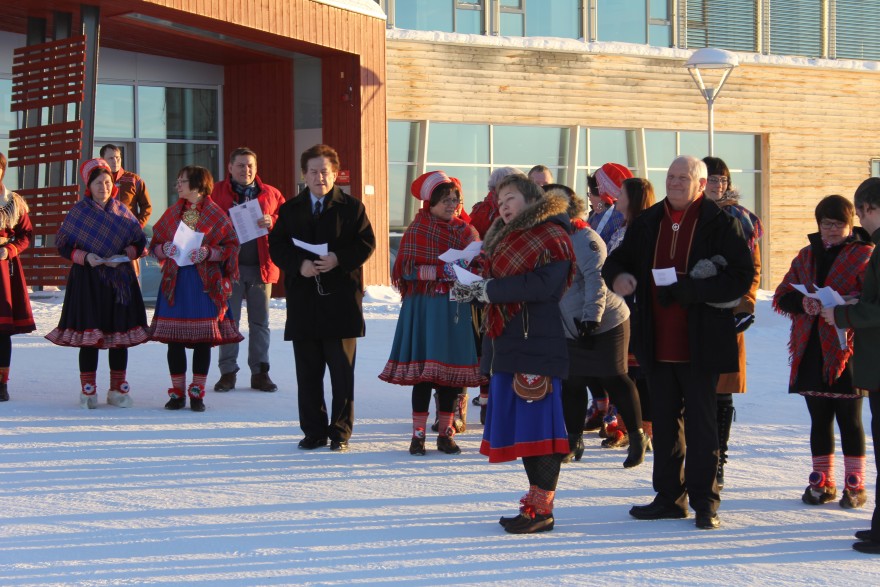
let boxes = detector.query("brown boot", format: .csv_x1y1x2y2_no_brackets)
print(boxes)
251,363,278,392
213,369,238,392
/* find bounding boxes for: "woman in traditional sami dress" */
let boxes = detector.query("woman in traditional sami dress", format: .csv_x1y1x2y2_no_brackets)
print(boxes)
149,165,242,412
46,158,148,409
380,171,483,456
454,174,574,534
0,151,36,402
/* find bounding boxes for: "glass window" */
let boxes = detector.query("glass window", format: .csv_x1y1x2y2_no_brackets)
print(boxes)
138,87,219,140
439,165,491,213
427,123,489,164
678,131,709,158
589,129,637,168
0,79,17,135
768,0,821,57
95,84,134,138
686,0,757,52
525,0,580,39
873,159,880,178
650,25,671,47
713,134,760,170
650,0,669,20
456,8,483,34
500,12,525,36
396,0,453,32
0,138,17,189
388,163,419,228
494,125,568,168
388,121,420,163
597,0,647,44
835,1,880,61
139,142,220,224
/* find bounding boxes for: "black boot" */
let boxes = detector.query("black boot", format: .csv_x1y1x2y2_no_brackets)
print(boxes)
0,382,8,402
562,434,584,463
623,430,648,468
717,402,736,490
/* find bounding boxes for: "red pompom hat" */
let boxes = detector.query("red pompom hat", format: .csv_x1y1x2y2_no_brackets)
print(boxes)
594,162,633,206
410,170,454,202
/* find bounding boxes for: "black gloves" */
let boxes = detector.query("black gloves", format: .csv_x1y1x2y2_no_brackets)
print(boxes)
734,312,755,333
657,279,696,307
575,319,600,342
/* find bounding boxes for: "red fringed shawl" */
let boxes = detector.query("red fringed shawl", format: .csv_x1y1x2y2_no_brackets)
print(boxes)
484,220,574,339
773,239,873,386
149,197,239,320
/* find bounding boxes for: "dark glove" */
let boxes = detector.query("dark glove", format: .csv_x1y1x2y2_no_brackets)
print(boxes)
734,312,755,333
658,279,695,307
574,319,600,342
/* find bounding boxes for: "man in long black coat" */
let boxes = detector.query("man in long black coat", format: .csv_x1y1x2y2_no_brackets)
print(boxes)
269,144,375,452
602,156,753,530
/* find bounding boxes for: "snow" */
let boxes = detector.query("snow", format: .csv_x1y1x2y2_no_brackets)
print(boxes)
387,28,880,72
1,288,879,585
312,0,387,20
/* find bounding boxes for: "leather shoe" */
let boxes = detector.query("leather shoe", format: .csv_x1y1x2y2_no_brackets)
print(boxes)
853,540,880,554
629,500,688,520
695,512,720,529
251,363,278,392
213,369,237,392
330,439,349,452
298,436,328,450
855,530,875,541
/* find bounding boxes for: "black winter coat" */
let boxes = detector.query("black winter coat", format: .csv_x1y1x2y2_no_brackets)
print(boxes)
268,186,376,341
602,197,754,375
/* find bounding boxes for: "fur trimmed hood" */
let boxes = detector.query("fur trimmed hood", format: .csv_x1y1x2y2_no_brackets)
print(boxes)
482,192,571,256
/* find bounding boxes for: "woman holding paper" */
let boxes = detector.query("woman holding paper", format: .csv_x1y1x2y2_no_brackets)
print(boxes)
453,174,574,534
379,170,483,456
46,158,149,409
149,165,242,412
773,195,873,508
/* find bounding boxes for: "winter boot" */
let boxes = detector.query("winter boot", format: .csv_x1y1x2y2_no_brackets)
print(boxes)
562,434,585,464
436,411,461,454
505,487,555,534
80,383,98,409
500,488,535,527
251,363,278,392
716,402,735,490
802,471,837,505
107,382,133,408
409,427,427,456
454,391,468,433
841,474,868,509
165,388,186,410
602,414,628,448
599,404,617,438
213,368,238,392
0,382,8,402
624,429,649,468
583,400,606,432
642,420,654,451
188,383,206,412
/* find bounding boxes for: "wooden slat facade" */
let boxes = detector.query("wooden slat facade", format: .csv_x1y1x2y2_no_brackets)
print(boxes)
385,39,880,287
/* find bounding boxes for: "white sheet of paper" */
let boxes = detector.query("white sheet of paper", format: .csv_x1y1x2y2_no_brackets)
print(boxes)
228,200,268,244
438,241,483,263
652,267,678,286
292,238,329,257
792,284,848,349
172,222,205,267
453,264,483,285
101,255,131,263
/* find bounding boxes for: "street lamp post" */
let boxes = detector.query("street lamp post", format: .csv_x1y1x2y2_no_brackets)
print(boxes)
685,48,739,156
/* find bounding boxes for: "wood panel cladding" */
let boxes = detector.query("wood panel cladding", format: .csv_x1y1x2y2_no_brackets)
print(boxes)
386,39,880,286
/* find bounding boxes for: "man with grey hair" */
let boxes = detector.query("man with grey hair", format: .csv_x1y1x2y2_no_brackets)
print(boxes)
469,166,525,238
602,155,754,530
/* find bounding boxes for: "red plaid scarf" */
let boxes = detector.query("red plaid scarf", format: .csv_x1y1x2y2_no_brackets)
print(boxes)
773,237,873,386
392,208,479,299
149,197,239,320
481,193,575,339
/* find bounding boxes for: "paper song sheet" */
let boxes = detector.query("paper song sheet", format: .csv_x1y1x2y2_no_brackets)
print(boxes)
439,241,483,263
172,222,205,267
292,238,329,257
792,283,848,349
228,200,268,244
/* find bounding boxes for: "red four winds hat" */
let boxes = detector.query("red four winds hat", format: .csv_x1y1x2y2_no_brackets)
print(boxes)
595,162,634,206
411,170,454,201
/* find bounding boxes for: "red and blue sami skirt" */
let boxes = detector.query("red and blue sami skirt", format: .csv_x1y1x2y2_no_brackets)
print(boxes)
480,371,570,463
149,265,242,347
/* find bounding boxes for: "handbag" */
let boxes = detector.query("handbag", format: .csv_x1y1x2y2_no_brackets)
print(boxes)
513,373,552,402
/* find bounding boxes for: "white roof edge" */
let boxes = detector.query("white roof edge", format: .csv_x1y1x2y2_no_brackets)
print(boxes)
387,28,880,72
312,0,387,20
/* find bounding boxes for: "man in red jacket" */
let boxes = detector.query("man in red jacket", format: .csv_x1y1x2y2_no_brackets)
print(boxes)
211,147,286,392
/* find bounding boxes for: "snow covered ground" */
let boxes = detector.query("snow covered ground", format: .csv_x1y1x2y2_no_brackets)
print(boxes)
1,288,879,586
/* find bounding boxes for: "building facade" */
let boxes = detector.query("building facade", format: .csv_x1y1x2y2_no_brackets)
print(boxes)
379,0,880,287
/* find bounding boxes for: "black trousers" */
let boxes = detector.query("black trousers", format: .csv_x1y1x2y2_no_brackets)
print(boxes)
648,361,720,515
870,392,880,538
293,338,357,442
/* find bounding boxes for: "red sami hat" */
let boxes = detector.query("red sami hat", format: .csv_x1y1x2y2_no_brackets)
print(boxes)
411,170,453,201
79,158,118,198
595,162,633,206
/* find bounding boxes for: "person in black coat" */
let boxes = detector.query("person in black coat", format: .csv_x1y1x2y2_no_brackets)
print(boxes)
602,156,754,530
268,144,376,452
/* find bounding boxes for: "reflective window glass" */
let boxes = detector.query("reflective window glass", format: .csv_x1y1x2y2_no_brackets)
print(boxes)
437,165,491,213
730,171,758,213
138,87,219,140
0,138,17,189
645,130,677,170
678,131,709,159
713,134,760,170
650,0,669,19
396,0,454,32
427,123,489,164
768,0,821,57
389,163,419,228
494,125,568,168
456,8,483,34
389,121,420,163
526,0,579,39
139,142,220,221
589,129,636,168
873,159,880,178
0,79,17,135
500,12,525,36
95,84,134,138
597,0,647,43
650,24,671,47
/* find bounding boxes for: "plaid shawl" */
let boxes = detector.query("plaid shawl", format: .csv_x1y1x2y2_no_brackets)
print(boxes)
149,197,239,320
56,197,145,304
392,207,479,299
773,236,873,386
720,200,763,251
481,192,575,339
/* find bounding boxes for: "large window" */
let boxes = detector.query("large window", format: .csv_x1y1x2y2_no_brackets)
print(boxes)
389,120,763,230
0,78,18,189
395,0,484,34
768,0,822,58
500,0,581,39
834,1,880,61
686,0,757,52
